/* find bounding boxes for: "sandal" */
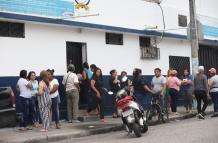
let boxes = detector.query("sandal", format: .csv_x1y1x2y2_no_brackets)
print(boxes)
40,129,48,132
18,128,28,132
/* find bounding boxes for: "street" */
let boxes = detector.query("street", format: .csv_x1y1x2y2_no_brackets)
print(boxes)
52,116,218,143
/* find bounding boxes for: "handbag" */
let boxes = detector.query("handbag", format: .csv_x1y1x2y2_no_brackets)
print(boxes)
64,73,71,93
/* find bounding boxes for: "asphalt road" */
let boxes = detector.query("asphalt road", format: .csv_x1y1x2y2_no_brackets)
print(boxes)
52,116,218,143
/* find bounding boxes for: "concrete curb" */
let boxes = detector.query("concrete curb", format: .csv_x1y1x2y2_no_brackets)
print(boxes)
5,124,124,143
5,111,214,143
169,111,214,121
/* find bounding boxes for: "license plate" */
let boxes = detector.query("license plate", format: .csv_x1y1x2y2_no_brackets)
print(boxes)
122,109,133,117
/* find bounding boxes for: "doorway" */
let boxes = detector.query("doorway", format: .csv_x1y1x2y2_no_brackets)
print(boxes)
199,45,218,76
66,42,87,74
66,42,87,108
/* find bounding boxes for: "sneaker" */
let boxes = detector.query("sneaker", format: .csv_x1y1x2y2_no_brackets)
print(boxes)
72,120,81,123
173,112,179,115
201,112,206,117
198,113,205,120
211,113,218,118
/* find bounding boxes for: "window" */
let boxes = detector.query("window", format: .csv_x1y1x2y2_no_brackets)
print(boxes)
140,47,160,59
139,36,151,47
169,56,190,78
0,21,25,38
178,15,187,27
106,33,123,45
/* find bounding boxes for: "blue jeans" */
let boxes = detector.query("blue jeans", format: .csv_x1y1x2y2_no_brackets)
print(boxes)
159,96,165,110
51,97,59,124
19,96,30,128
169,88,178,112
154,91,165,110
112,94,117,114
30,96,39,123
182,90,193,109
210,92,218,112
134,92,149,109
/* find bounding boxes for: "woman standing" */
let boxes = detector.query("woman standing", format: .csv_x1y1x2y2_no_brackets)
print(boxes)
181,69,193,113
27,71,39,127
208,68,218,117
120,71,131,89
168,70,181,114
165,69,172,113
38,70,52,132
47,69,60,129
109,69,120,118
87,67,105,122
82,62,92,110
194,66,208,119
16,70,33,131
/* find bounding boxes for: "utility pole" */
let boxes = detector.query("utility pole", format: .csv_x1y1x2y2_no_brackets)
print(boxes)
189,0,199,76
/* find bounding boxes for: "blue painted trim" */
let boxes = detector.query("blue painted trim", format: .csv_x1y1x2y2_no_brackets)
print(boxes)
0,12,187,40
0,75,185,117
202,39,218,46
203,25,218,37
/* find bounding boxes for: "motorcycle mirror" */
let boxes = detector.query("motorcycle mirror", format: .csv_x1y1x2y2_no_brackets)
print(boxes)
108,91,114,95
121,76,128,82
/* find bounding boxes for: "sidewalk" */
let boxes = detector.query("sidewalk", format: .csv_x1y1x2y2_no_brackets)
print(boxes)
0,106,214,143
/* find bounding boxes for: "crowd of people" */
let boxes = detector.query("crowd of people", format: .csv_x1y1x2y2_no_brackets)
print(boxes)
16,62,218,132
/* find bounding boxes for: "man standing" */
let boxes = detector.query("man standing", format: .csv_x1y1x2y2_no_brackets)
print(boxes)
132,68,153,109
151,68,167,110
62,64,80,123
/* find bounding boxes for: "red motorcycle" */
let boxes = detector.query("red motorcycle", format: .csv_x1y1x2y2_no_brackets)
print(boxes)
115,88,148,137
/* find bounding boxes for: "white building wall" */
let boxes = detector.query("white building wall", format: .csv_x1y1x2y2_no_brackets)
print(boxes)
0,22,191,76
196,0,218,18
71,0,218,38
73,0,190,35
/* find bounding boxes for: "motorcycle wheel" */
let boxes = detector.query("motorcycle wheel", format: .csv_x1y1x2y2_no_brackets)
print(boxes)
133,123,142,137
141,122,148,133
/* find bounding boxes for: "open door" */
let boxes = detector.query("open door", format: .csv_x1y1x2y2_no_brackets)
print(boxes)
66,41,87,108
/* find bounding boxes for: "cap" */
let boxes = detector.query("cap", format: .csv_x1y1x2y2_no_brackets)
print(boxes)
209,68,216,74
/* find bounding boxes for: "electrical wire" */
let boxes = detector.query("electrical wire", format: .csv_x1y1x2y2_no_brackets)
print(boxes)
156,2,165,45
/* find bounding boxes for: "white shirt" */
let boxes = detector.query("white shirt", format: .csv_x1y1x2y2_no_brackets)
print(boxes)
151,75,166,93
210,75,218,93
62,72,79,91
17,78,31,98
50,78,59,98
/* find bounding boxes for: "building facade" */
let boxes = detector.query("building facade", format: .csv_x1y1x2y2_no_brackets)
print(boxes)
0,0,218,114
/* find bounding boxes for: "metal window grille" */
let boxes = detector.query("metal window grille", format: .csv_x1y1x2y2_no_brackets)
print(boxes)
105,33,123,45
0,21,25,38
141,46,160,59
199,45,218,76
169,56,190,78
178,15,187,27
139,36,151,47
0,21,9,37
